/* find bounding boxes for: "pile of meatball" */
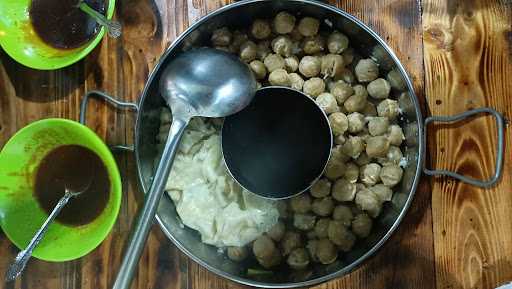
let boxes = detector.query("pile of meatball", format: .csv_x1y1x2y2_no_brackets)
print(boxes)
210,11,408,273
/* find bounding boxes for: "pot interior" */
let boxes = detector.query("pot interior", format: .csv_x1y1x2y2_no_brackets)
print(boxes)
134,0,422,286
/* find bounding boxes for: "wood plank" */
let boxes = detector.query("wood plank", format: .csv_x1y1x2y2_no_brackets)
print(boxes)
422,0,512,288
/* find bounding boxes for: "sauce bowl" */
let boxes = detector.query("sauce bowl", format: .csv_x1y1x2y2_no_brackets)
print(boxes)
0,118,122,261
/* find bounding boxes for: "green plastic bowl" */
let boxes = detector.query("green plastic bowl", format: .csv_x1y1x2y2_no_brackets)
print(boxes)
0,119,122,261
0,0,115,70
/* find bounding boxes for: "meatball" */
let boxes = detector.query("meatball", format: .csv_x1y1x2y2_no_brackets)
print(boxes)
341,136,364,158
251,19,272,39
343,162,360,183
305,240,318,263
290,193,312,213
333,134,347,147
380,165,403,187
264,54,286,72
289,73,305,91
227,246,248,262
377,145,403,166
333,136,345,146
347,112,366,133
310,178,331,198
360,163,382,186
272,36,294,57
341,47,355,65
367,78,391,99
316,93,340,114
253,235,281,268
314,218,330,238
324,156,346,180
287,248,310,270
302,35,325,54
299,55,321,77
368,117,390,136
267,221,286,241
377,99,400,120
256,40,272,60
332,179,357,201
332,205,354,226
337,68,356,84
239,41,258,62
369,183,393,202
274,11,296,34
321,54,344,77
211,27,232,46
387,69,406,91
312,197,335,217
277,201,290,219
366,135,390,158
294,213,317,231
328,112,349,136
249,60,267,80
330,81,354,104
352,213,373,238
327,31,349,54
269,69,290,86
344,85,368,112
362,102,377,116
306,230,317,240
355,59,379,82
304,78,327,98
284,56,299,72
331,145,351,163
281,231,303,256
328,220,356,251
297,17,320,37
354,187,382,218
230,31,249,52
371,45,394,70
388,124,405,146
315,239,338,264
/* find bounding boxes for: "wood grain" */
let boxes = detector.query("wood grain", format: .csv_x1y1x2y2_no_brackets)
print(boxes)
422,0,512,288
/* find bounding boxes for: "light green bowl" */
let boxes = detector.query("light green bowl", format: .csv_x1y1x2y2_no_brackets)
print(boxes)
0,0,115,70
0,119,122,262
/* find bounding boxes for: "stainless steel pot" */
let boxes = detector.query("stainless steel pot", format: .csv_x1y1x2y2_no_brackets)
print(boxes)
79,0,505,287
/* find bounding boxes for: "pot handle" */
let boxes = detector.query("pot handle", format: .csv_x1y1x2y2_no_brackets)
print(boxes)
79,90,139,152
423,107,505,188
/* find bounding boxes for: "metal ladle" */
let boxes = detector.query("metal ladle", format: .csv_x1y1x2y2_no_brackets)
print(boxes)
113,47,257,289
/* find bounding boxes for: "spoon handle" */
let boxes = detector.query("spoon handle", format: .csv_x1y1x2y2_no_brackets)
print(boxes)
113,118,189,289
79,1,122,38
5,192,74,282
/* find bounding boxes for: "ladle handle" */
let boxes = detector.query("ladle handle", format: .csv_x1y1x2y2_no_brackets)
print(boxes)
113,117,189,289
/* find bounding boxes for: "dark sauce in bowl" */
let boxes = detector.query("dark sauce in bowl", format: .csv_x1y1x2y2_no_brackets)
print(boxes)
29,0,106,49
34,144,110,226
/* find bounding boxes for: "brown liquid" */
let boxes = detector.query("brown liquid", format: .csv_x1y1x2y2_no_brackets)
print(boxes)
34,145,110,226
29,0,105,49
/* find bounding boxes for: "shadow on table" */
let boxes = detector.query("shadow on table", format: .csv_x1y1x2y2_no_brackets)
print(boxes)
0,48,100,103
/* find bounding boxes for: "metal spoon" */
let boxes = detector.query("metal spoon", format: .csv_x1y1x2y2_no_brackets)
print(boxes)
5,182,92,282
78,1,121,38
112,47,257,289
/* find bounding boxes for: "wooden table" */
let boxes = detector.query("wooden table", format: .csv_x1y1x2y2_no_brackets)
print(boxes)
1,0,511,288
